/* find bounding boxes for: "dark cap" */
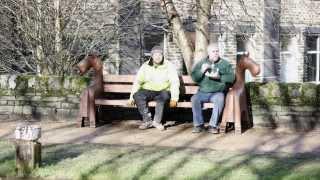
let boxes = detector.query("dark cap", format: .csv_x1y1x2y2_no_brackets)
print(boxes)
151,46,163,55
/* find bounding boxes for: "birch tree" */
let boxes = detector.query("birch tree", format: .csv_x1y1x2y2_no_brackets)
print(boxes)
160,0,213,74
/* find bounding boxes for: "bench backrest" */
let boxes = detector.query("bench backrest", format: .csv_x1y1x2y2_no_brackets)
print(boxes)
103,75,199,95
76,53,260,97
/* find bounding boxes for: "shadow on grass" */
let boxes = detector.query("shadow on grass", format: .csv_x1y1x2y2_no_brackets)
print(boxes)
38,125,320,179
0,141,15,177
1,116,320,179
195,133,320,179
41,144,91,167
1,133,320,179
78,144,142,180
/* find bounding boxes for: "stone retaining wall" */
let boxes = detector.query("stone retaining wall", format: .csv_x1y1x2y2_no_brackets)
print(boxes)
0,75,89,121
247,82,320,131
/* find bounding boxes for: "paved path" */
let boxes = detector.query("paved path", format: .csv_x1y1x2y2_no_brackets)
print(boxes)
1,120,320,154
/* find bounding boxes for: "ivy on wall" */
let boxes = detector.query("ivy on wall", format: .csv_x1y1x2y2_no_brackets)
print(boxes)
246,82,320,106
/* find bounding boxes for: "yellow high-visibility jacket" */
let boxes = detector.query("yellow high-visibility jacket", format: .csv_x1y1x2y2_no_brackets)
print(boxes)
129,60,180,101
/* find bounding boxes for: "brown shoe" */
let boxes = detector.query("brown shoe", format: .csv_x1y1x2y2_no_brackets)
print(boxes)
139,121,153,130
152,121,165,131
208,126,219,134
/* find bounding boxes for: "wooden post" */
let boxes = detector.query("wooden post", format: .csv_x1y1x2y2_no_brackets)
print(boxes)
15,140,41,176
14,124,41,177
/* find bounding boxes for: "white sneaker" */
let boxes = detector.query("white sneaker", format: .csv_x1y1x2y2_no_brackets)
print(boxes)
152,121,165,131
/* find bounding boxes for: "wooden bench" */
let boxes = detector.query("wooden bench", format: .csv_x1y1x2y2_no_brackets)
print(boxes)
76,54,260,134
80,74,213,127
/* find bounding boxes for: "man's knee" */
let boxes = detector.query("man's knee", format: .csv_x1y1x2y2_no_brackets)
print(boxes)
212,93,225,107
133,91,146,102
157,91,170,102
191,94,200,104
217,93,225,101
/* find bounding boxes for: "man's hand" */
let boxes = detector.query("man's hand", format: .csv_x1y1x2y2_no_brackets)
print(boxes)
201,63,210,74
205,68,220,79
127,99,135,106
169,100,178,108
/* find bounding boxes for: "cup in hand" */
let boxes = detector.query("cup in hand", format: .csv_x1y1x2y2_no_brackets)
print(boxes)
201,63,211,73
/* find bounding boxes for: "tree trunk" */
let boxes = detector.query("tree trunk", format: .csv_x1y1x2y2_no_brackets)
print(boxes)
35,0,48,75
54,0,62,53
54,0,62,75
194,0,212,63
160,0,194,74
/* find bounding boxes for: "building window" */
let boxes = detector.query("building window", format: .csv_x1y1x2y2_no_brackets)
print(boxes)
236,35,248,61
280,35,292,82
305,35,320,82
236,35,252,82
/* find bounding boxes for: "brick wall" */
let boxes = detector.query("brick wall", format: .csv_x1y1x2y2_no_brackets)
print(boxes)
281,0,320,25
86,0,320,82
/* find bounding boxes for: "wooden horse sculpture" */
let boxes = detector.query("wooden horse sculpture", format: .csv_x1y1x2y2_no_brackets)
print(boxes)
220,53,260,134
75,54,103,127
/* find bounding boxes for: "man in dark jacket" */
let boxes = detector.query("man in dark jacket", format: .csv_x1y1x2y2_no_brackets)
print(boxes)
191,43,235,134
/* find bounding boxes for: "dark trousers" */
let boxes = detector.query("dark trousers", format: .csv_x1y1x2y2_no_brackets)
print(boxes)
133,89,170,123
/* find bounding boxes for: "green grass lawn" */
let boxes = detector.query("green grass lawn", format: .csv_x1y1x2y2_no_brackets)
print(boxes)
0,140,320,180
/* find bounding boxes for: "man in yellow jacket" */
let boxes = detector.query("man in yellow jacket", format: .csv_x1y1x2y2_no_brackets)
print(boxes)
128,46,180,130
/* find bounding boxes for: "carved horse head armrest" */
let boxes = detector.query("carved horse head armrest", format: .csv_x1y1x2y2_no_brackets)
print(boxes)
75,54,104,92
76,54,103,76
231,53,260,90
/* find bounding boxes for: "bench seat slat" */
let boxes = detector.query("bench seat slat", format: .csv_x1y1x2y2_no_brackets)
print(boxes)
95,99,213,109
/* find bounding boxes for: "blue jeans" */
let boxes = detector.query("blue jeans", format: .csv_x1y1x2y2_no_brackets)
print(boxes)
191,91,225,128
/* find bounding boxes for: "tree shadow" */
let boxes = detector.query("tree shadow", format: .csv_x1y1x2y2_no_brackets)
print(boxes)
41,144,90,167
2,107,320,179
70,130,320,180
195,133,320,180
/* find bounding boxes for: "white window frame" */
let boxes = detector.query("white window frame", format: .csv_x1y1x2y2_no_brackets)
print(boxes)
236,35,252,82
280,35,292,82
306,36,320,83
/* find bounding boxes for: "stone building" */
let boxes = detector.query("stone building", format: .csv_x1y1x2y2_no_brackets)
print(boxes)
89,0,320,83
